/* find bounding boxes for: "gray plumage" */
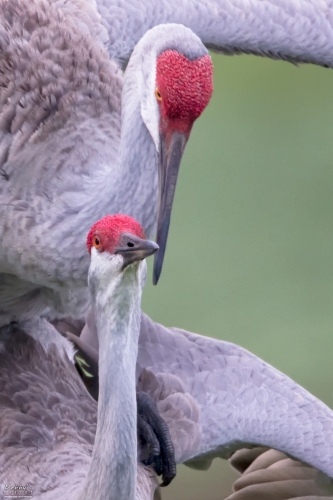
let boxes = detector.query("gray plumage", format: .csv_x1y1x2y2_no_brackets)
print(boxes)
0,0,121,324
137,314,333,475
3,315,333,499
1,2,333,494
78,311,333,476
0,320,157,500
2,0,333,327
0,0,208,325
96,0,333,68
0,321,95,499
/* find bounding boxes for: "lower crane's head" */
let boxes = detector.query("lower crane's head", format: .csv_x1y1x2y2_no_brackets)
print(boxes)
87,214,159,282
138,25,213,285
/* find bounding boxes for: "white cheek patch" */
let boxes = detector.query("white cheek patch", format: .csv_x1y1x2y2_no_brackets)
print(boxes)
88,249,124,297
90,249,123,279
139,260,147,289
141,61,160,152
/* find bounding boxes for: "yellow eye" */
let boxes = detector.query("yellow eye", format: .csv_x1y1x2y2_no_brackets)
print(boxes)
155,88,162,101
93,235,101,249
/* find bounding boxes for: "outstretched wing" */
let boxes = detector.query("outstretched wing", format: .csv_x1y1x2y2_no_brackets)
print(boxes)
137,314,333,477
67,310,333,476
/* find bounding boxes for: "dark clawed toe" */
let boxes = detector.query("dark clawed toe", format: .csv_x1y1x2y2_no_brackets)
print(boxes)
137,391,177,486
151,455,163,476
138,413,160,459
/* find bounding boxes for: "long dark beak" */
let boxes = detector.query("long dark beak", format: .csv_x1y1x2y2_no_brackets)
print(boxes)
115,233,159,269
153,130,189,285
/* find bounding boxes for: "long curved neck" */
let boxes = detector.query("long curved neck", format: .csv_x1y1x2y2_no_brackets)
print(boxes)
114,24,208,240
79,267,143,500
97,0,333,68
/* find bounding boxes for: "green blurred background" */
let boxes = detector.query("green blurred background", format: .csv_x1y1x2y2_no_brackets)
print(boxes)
141,54,333,499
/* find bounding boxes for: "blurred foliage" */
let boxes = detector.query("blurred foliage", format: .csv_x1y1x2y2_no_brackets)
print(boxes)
141,53,333,498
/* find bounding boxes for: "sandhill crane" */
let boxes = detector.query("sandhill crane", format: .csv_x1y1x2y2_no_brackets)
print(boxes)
0,1,212,327
2,0,333,353
83,214,160,499
3,0,333,330
95,0,333,69
0,3,211,483
3,214,333,500
84,3,333,495
1,2,332,488
88,4,333,492
0,214,160,500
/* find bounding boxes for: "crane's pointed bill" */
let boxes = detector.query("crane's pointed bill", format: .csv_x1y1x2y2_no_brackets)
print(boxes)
153,131,188,285
115,233,159,269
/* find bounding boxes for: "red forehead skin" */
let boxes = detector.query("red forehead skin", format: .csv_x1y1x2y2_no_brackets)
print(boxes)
87,214,145,255
156,51,213,133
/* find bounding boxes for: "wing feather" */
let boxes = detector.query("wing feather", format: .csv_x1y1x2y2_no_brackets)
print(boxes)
95,0,333,68
137,313,333,475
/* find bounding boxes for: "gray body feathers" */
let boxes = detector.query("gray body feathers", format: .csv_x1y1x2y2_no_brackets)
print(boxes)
0,0,123,324
0,322,95,499
0,320,157,500
0,2,204,326
3,314,333,496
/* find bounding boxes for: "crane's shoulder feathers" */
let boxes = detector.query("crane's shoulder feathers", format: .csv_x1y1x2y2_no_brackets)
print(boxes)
0,0,121,146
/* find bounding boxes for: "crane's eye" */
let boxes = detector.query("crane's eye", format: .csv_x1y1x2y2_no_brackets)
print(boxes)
155,88,162,101
93,236,101,249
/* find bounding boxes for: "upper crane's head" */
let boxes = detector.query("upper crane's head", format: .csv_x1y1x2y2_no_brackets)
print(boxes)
152,48,212,284
129,24,213,285
155,50,212,134
87,214,159,288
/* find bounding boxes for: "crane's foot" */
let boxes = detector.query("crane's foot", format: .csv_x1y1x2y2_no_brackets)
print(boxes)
137,391,176,487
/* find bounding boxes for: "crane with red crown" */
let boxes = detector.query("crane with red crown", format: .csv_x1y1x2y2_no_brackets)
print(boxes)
0,13,212,326
2,214,333,500
1,0,333,494
0,4,212,485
